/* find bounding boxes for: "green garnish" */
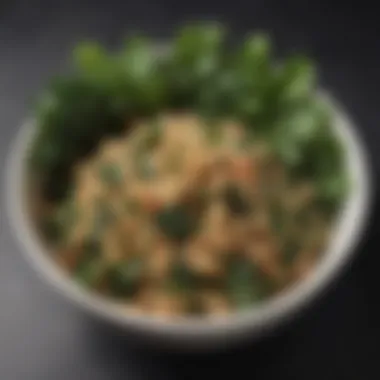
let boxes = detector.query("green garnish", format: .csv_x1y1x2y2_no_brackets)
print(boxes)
75,259,106,288
168,259,197,294
282,239,300,265
155,205,198,241
108,258,144,297
226,256,271,308
81,237,101,261
30,23,346,212
42,199,77,243
98,163,123,186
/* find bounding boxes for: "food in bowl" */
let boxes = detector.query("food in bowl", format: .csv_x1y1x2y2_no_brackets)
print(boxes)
26,23,348,319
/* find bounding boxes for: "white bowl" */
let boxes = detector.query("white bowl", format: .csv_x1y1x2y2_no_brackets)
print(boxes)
4,92,373,351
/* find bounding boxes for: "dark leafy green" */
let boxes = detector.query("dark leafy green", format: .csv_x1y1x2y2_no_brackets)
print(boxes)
30,77,126,201
108,258,144,297
155,205,199,241
226,256,271,308
30,22,347,214
73,42,118,90
282,239,300,265
165,23,226,108
169,259,197,293
73,235,103,286
278,55,316,106
75,202,114,259
75,259,106,288
119,37,168,113
81,237,102,261
41,199,77,243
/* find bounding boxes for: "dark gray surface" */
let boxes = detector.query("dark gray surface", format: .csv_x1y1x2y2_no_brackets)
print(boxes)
1,1,379,379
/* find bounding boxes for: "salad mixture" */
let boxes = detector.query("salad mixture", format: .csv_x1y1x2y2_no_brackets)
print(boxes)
28,23,347,318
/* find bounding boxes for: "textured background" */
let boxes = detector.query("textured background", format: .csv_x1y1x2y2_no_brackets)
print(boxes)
0,1,379,379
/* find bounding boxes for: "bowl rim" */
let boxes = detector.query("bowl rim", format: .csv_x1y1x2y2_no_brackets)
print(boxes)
4,91,373,342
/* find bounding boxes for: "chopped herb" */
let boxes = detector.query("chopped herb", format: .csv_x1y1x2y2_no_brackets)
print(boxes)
168,259,197,294
75,259,106,288
167,259,203,314
155,204,198,241
226,256,270,308
81,237,101,261
57,200,77,231
98,163,123,186
282,239,300,265
42,200,77,243
108,258,144,297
